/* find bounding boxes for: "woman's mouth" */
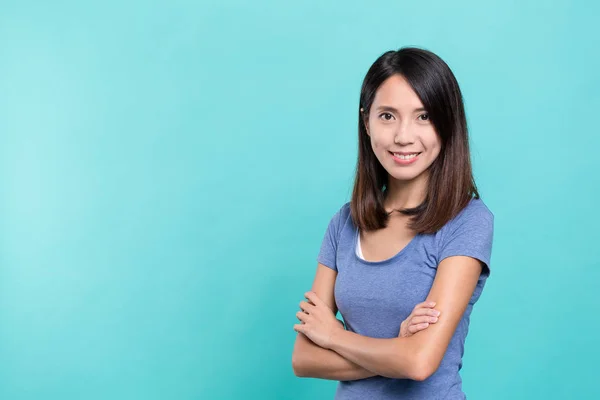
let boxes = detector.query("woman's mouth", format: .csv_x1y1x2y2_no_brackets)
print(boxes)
389,151,421,165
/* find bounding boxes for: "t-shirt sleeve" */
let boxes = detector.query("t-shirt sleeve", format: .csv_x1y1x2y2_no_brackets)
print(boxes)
438,202,495,277
316,205,345,272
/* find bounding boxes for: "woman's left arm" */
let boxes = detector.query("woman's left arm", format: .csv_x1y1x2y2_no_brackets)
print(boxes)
299,255,482,381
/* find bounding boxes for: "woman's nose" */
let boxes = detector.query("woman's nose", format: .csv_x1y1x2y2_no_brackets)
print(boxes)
394,124,415,144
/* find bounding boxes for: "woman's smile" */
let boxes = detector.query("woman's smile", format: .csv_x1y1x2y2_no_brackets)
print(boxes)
389,151,421,165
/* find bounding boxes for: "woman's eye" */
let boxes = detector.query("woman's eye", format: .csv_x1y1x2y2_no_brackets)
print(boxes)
379,112,394,121
418,113,430,121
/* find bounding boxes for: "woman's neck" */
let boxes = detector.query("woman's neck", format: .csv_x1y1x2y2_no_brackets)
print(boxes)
384,173,429,211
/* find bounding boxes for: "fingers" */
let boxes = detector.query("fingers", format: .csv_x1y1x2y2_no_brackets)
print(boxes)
415,300,436,309
410,315,439,325
400,301,441,338
408,323,430,333
294,291,329,335
304,291,324,307
296,311,308,323
299,300,315,313
407,314,439,336
410,300,441,321
412,307,441,317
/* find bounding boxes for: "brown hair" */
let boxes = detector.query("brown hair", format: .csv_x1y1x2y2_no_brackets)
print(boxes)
350,47,480,234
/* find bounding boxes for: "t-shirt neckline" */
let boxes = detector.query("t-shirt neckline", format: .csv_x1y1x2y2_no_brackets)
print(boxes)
353,227,420,265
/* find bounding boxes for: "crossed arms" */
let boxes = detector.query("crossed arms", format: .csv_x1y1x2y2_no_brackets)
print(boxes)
291,255,482,381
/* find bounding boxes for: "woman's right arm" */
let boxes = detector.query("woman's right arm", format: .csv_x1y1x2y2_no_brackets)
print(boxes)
291,263,377,381
292,329,376,380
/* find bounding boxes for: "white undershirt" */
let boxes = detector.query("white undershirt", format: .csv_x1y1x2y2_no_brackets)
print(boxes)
356,231,364,259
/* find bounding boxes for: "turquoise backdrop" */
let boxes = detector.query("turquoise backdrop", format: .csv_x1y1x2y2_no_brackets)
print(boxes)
1,1,598,399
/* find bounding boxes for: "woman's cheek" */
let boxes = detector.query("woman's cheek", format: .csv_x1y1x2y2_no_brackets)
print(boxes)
371,136,384,150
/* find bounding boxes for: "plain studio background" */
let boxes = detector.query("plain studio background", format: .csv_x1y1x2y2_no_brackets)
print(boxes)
0,1,598,399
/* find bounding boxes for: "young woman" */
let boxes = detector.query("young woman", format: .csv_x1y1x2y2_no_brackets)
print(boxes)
291,47,494,399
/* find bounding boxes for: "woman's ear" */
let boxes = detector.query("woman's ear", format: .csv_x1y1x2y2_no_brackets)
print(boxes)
361,107,370,136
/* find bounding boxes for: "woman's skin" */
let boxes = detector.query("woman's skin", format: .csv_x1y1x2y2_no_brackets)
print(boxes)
292,74,483,381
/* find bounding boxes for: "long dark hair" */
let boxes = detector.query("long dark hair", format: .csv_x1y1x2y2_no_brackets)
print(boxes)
350,47,480,234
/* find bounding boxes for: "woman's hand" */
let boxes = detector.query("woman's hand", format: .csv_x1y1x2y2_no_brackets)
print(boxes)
399,300,441,338
294,291,343,349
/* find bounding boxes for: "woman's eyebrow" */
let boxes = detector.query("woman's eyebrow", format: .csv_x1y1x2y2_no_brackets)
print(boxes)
375,105,427,113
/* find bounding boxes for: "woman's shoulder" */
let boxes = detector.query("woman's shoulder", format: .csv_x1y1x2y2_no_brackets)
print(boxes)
462,197,494,218
339,201,352,217
328,201,352,226
322,201,352,226
326,201,351,218
442,197,494,232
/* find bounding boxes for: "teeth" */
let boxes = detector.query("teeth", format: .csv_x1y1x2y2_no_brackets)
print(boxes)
394,153,419,160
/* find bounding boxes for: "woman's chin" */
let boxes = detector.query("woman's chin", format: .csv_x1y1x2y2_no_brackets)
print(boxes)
387,169,428,183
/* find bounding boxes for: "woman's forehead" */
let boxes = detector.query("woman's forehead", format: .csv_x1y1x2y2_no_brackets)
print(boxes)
372,75,424,110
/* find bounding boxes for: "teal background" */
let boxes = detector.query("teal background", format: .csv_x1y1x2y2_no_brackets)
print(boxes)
1,1,598,399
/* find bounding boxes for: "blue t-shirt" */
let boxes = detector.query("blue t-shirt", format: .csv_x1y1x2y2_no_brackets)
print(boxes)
316,198,494,400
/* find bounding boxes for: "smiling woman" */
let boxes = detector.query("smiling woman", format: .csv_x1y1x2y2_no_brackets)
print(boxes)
291,47,494,400
362,73,441,180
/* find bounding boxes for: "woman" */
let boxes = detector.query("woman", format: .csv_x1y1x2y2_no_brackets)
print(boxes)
291,47,494,399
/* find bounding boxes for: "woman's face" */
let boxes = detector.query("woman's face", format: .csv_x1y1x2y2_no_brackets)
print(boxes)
364,74,442,183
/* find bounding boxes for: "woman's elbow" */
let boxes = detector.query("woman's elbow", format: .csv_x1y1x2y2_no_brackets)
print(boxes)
387,341,436,381
292,352,308,377
409,354,439,382
410,366,433,382
388,362,431,381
